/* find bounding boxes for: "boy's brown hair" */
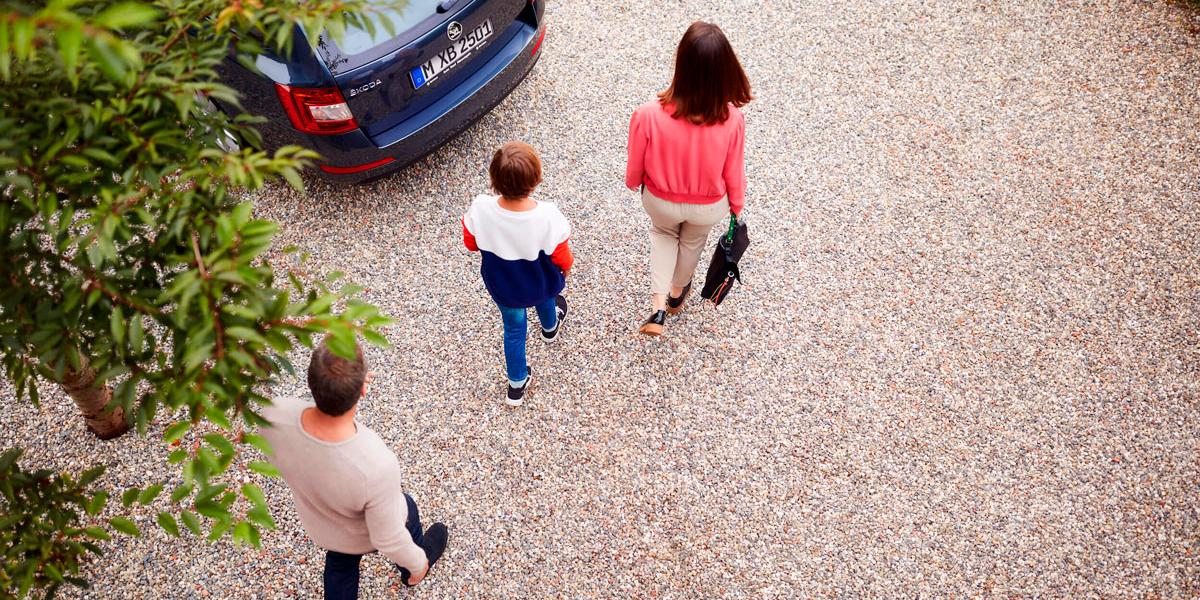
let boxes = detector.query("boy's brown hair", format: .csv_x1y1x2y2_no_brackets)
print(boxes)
489,141,542,199
306,338,367,417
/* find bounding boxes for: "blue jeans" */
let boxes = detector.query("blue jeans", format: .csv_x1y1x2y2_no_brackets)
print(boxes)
323,493,424,600
498,296,558,384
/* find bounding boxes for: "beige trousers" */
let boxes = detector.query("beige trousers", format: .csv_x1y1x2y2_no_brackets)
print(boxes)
641,188,730,295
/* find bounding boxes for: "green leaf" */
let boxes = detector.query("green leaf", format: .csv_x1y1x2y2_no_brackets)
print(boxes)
0,448,19,472
169,483,193,504
0,21,10,79
163,420,190,443
138,483,163,504
208,519,231,541
94,3,161,29
325,331,357,361
246,505,276,530
241,484,266,506
86,491,109,516
56,23,83,83
110,306,125,346
180,510,201,535
225,326,267,345
197,447,219,473
204,433,234,457
242,433,273,456
182,342,214,371
78,465,105,488
11,17,32,61
86,36,127,83
157,512,180,536
221,303,261,319
109,516,140,536
94,364,129,385
361,329,389,347
305,293,337,316
62,154,91,169
247,461,279,478
245,522,262,547
128,315,144,354
167,449,187,464
204,407,232,430
231,202,253,227
84,526,111,541
194,499,226,520
280,167,304,192
120,488,139,508
232,521,260,547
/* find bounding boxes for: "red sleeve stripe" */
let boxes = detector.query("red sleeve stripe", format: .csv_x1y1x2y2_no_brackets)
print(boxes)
462,218,478,252
549,239,573,272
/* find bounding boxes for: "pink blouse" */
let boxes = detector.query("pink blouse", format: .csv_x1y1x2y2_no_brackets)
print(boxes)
625,100,746,215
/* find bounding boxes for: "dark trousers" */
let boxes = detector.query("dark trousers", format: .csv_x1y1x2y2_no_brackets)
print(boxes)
323,493,424,600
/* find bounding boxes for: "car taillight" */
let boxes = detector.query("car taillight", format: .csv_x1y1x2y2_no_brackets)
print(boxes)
531,26,546,55
274,84,358,135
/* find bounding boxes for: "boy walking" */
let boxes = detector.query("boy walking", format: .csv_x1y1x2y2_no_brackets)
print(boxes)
463,141,573,405
261,340,448,599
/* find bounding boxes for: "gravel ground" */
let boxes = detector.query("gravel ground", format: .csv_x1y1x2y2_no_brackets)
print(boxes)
3,0,1200,597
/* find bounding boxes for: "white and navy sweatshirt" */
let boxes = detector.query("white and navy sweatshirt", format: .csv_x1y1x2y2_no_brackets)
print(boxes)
463,194,574,308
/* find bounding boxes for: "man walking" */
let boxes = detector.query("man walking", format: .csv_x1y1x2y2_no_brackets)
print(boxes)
260,339,448,598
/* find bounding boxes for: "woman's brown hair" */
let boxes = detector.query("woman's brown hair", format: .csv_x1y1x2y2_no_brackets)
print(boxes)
658,21,752,126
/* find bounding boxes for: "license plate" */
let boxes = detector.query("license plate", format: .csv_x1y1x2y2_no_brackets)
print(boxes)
410,19,494,89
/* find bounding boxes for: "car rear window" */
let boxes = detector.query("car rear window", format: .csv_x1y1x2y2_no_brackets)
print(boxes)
338,0,443,55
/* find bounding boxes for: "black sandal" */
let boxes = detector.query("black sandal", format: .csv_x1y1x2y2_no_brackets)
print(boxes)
639,310,666,336
665,281,692,315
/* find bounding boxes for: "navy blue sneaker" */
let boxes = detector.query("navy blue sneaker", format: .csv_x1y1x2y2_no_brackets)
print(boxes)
506,368,531,407
541,295,568,343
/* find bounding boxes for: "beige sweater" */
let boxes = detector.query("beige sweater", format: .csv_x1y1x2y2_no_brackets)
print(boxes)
260,396,426,572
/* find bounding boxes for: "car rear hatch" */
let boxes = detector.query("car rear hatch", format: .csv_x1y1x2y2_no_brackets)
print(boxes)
315,0,539,142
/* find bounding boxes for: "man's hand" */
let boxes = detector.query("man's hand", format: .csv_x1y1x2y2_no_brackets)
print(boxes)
406,561,429,586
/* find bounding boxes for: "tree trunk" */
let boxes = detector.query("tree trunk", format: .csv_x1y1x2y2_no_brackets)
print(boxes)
61,361,129,440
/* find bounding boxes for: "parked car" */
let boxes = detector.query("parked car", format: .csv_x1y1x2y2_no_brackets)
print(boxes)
217,0,546,182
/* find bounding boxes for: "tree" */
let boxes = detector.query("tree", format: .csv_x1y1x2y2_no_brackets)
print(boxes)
0,0,398,596
0,448,110,598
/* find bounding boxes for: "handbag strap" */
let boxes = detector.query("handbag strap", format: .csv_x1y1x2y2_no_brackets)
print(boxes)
722,214,737,264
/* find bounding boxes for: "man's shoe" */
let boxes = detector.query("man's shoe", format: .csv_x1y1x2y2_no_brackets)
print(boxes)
421,522,449,568
638,310,666,336
401,522,449,586
506,369,531,406
665,281,692,316
541,295,568,343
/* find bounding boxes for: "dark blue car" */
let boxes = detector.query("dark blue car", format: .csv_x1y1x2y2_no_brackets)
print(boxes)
220,0,546,182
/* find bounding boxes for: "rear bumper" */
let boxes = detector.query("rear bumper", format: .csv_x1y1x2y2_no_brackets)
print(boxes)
316,22,545,183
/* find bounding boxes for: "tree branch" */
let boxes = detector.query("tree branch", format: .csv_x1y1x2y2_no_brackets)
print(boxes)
191,233,209,280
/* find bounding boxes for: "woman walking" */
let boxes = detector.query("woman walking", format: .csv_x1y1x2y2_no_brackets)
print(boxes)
625,21,752,336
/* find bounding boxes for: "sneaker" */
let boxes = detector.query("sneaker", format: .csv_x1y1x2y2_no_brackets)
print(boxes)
541,295,568,343
638,310,666,336
506,368,531,406
665,281,692,316
400,522,449,586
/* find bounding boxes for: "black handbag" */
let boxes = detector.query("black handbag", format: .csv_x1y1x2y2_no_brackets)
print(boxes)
700,214,749,306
